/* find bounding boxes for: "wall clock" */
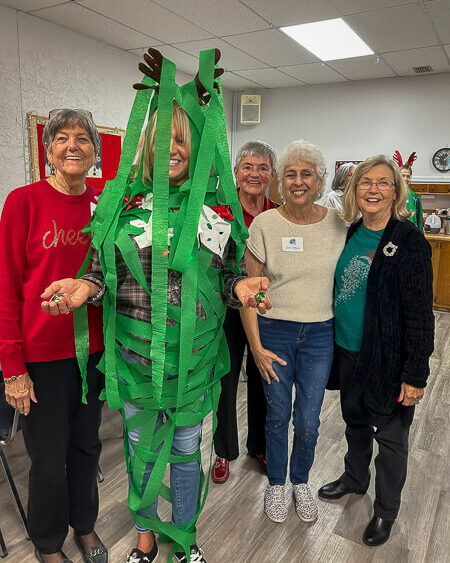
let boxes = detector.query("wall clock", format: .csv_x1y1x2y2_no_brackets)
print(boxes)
432,147,450,172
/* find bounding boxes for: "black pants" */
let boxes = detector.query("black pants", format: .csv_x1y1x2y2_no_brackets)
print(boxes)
337,345,414,521
214,308,266,461
22,352,104,554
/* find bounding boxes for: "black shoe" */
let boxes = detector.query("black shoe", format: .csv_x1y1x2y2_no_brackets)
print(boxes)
74,532,108,563
318,477,367,500
35,549,73,563
127,544,159,563
173,544,207,562
363,516,394,546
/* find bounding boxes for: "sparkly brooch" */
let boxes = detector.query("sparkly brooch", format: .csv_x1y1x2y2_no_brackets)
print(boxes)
383,241,398,257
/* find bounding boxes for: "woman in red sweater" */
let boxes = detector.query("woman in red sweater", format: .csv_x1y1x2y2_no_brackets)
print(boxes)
0,110,106,563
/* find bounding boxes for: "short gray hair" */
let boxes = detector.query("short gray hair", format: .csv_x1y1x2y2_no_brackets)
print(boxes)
277,140,326,180
42,109,101,154
277,140,327,200
235,140,276,171
331,162,356,191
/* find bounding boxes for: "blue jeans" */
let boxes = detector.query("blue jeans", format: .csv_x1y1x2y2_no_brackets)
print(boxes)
121,352,201,533
258,317,334,485
124,403,201,532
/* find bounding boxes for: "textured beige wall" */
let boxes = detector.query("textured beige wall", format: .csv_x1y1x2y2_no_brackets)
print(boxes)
0,5,234,208
0,4,25,205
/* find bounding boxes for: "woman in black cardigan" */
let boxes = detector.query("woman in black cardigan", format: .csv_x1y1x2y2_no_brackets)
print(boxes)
318,155,434,547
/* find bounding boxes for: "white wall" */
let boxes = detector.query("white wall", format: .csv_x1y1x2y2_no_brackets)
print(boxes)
236,73,450,193
0,4,233,207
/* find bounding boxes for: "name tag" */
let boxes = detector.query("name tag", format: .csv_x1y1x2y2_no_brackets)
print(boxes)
282,236,303,252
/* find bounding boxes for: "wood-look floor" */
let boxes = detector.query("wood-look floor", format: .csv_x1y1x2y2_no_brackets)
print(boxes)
1,312,449,562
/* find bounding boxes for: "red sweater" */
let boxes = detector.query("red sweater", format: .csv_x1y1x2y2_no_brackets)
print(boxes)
238,189,278,228
0,179,104,378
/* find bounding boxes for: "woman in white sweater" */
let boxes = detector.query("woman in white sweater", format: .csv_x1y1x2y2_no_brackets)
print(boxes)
240,140,347,525
318,162,356,214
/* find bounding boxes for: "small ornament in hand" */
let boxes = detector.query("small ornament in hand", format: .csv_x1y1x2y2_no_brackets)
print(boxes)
254,292,267,305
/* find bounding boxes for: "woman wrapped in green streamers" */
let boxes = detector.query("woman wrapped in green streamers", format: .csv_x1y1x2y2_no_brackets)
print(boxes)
41,49,271,563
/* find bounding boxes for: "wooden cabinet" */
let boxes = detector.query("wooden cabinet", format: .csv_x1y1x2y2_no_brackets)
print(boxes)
411,183,450,195
411,184,429,193
429,185,450,194
428,238,450,311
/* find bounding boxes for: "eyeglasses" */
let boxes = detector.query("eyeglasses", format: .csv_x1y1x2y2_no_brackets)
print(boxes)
48,109,93,120
357,180,395,190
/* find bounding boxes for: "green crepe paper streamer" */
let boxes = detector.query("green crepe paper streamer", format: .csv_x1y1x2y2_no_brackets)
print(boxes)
150,57,176,406
73,244,94,403
74,49,248,561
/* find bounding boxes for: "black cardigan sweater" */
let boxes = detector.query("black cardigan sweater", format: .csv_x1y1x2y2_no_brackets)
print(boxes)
343,217,434,416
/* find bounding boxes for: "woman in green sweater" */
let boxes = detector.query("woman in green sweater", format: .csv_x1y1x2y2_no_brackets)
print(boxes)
319,155,434,548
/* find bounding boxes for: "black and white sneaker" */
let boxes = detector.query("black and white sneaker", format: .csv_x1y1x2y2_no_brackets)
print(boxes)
126,543,159,563
173,545,207,563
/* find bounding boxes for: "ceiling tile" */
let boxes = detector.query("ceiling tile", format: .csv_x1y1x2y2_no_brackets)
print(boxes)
225,29,319,66
0,0,63,11
152,0,269,35
234,68,303,88
426,0,450,44
220,71,265,90
328,55,397,80
32,3,160,50
332,1,417,14
174,38,266,71
346,5,439,53
382,46,450,75
239,0,339,26
279,63,348,84
77,0,212,43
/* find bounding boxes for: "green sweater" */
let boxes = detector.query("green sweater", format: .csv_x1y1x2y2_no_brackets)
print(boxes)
334,223,384,352
407,187,423,231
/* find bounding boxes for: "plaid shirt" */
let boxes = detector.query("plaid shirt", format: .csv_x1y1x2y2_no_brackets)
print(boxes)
83,234,246,327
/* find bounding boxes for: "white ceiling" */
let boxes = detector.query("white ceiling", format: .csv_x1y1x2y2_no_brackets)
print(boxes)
2,0,450,89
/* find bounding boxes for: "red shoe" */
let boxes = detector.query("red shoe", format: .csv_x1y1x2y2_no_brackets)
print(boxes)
256,454,267,473
212,456,229,483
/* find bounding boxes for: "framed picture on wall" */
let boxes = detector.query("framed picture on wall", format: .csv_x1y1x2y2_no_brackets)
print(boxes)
27,113,125,191
335,160,362,171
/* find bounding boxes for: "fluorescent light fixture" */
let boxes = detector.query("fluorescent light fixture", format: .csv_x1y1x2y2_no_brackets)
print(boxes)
281,18,374,61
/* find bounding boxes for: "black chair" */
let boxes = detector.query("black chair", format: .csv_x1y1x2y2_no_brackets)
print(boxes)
0,377,29,557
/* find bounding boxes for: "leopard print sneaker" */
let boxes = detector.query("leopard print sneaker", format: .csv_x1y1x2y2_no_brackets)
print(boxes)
293,483,318,522
264,484,287,523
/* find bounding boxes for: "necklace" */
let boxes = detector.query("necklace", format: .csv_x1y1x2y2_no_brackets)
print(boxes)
47,175,87,195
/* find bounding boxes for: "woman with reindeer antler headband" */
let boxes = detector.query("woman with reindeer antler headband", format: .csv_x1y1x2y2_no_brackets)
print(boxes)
393,151,423,232
41,48,271,563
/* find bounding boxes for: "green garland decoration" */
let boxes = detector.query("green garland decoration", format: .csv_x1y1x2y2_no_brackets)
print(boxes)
74,49,248,561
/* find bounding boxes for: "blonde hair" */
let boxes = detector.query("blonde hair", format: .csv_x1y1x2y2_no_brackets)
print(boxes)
342,155,411,223
135,102,192,186
277,140,327,201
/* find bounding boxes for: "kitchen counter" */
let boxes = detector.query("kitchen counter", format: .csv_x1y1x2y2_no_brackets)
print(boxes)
425,232,450,243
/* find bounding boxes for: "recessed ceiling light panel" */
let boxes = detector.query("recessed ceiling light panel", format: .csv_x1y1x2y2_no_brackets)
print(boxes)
281,18,374,62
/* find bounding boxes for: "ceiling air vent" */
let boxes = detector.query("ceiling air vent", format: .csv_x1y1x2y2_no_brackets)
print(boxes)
412,65,433,74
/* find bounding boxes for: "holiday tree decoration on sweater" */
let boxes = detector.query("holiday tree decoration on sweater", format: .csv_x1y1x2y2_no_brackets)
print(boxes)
74,49,248,560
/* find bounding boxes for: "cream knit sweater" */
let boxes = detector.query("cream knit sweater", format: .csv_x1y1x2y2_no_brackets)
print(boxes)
247,207,347,322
